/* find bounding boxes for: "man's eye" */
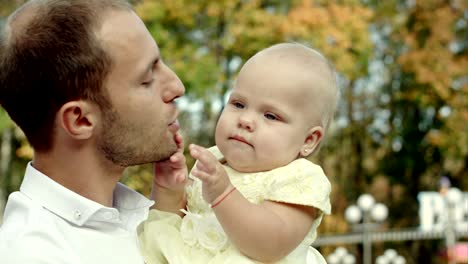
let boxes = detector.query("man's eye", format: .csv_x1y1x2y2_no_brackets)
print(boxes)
142,79,154,86
264,113,278,120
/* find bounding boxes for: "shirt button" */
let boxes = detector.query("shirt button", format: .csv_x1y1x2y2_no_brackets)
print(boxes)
104,211,113,220
74,210,82,220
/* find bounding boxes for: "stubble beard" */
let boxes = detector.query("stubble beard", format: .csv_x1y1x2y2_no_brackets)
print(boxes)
97,107,177,167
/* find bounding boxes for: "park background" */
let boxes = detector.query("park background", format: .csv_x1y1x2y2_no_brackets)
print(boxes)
0,0,466,263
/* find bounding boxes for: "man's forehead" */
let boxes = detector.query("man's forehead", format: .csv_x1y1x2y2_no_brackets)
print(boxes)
96,10,160,80
97,10,154,55
96,10,134,39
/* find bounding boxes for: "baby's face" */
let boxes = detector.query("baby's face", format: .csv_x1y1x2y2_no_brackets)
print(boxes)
215,55,324,173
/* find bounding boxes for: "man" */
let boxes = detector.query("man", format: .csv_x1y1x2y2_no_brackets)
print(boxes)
0,0,185,263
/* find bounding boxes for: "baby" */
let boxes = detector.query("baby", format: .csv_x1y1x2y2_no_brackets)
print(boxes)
138,43,338,263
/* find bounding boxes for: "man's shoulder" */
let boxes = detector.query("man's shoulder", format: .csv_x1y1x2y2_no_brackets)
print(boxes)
0,223,72,264
0,191,69,245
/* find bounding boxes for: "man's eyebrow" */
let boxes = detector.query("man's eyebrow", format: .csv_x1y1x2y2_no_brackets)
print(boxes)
139,55,160,80
147,56,160,71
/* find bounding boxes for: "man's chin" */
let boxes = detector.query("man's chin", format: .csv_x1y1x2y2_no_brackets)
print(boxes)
110,151,176,167
154,144,178,163
153,153,172,163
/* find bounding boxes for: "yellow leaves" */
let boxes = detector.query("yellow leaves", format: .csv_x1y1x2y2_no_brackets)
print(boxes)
284,1,374,79
426,129,443,146
288,3,330,27
135,1,160,21
137,0,201,27
399,51,453,101
397,3,465,102
206,0,241,17
431,7,456,43
426,106,468,175
206,4,222,17
16,142,33,160
136,0,375,81
228,4,286,57
164,0,199,25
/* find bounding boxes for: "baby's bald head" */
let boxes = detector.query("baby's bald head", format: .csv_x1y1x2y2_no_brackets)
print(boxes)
243,43,338,136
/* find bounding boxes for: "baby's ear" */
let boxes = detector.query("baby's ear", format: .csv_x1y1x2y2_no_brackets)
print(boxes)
299,126,323,157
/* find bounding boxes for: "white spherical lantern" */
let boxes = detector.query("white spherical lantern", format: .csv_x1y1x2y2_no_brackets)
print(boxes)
335,247,347,258
345,205,362,223
376,255,389,264
384,249,397,259
327,253,339,264
357,194,375,211
371,203,389,222
343,254,356,264
394,255,406,264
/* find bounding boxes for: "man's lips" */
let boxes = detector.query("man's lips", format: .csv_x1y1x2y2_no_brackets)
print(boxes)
229,135,253,147
168,120,180,133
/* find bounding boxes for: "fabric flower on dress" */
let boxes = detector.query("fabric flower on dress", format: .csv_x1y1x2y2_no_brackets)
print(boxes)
197,214,228,252
180,210,228,254
180,209,199,246
186,179,210,214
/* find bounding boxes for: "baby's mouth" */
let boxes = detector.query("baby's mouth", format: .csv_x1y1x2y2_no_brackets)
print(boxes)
229,135,253,147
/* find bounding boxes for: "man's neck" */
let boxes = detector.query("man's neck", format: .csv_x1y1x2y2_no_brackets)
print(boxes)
32,148,125,207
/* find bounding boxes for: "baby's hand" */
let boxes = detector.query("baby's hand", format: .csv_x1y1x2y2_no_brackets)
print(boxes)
189,144,232,204
153,132,188,191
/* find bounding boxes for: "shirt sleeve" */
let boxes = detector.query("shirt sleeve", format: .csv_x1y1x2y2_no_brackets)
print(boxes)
263,159,331,215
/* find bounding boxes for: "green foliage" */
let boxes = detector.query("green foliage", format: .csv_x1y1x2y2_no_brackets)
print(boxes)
0,109,13,132
1,1,466,262
0,0,26,17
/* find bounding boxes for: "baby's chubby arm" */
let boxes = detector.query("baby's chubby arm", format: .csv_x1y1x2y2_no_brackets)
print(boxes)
189,144,318,262
151,132,189,216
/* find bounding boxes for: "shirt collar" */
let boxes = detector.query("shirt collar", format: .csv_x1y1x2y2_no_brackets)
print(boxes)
20,162,153,226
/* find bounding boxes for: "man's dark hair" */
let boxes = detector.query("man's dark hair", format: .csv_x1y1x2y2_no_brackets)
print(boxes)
0,0,132,152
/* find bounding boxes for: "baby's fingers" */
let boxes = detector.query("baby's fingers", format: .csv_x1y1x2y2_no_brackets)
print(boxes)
189,144,217,173
191,166,212,182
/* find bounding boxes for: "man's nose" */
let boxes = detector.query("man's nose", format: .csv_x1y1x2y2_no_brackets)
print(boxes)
162,64,185,103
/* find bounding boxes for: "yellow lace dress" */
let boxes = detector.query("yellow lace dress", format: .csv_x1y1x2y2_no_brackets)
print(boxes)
138,147,331,264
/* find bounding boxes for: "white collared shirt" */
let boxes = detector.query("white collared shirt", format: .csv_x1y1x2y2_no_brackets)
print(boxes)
0,162,154,264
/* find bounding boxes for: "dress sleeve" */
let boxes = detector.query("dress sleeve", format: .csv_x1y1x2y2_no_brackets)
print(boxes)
264,159,331,215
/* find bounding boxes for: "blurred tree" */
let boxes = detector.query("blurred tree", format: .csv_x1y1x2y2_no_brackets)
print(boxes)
352,0,467,261
395,0,467,188
0,1,466,262
0,0,30,222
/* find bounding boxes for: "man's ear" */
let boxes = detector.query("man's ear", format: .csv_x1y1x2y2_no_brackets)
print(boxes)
58,101,97,140
299,126,323,157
